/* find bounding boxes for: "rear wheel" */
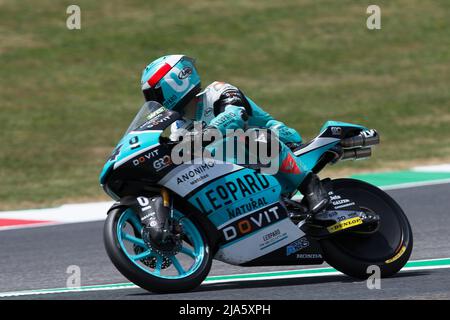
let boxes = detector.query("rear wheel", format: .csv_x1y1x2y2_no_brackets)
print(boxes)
104,207,212,293
320,178,413,279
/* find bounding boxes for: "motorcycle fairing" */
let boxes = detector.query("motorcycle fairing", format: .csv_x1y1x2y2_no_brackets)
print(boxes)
157,159,244,198
187,169,281,224
99,101,181,186
241,235,324,266
101,101,369,266
100,131,160,184
157,160,308,265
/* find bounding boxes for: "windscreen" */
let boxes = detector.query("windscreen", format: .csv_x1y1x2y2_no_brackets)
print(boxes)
123,101,169,136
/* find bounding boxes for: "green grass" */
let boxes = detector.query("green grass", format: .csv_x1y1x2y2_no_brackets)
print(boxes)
1,0,449,209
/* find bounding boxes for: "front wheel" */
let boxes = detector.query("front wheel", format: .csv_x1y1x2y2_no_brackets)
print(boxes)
104,207,212,293
320,178,413,279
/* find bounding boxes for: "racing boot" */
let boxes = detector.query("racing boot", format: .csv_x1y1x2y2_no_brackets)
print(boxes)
299,173,330,215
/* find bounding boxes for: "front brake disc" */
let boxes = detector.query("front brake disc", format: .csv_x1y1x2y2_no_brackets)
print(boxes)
133,245,172,269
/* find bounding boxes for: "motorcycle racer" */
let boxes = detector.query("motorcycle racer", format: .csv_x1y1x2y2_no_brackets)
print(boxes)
140,55,329,215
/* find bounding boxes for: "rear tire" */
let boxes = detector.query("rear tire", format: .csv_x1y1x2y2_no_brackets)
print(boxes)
320,178,413,279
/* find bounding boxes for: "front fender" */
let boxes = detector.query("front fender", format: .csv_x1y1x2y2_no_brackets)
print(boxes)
106,196,141,215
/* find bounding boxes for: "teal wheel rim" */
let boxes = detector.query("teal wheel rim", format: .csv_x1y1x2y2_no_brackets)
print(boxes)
117,208,205,279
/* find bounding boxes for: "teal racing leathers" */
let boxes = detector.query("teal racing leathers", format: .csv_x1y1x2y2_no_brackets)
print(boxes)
172,81,309,194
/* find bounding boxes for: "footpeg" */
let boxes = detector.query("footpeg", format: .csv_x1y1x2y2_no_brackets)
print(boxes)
284,197,309,224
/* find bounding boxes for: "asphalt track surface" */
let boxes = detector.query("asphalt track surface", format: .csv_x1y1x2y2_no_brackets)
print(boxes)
1,183,450,300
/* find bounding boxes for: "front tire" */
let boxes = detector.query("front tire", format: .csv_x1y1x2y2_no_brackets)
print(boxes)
104,207,212,293
320,178,413,279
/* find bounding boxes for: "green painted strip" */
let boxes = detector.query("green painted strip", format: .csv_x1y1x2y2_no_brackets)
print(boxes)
291,169,450,200
206,267,336,281
19,282,136,294
350,171,450,187
405,258,450,268
207,258,450,281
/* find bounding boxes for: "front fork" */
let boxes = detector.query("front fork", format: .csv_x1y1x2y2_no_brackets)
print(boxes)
136,188,183,254
161,188,183,236
161,187,171,209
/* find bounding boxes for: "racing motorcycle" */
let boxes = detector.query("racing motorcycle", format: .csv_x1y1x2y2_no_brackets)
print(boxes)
99,101,413,293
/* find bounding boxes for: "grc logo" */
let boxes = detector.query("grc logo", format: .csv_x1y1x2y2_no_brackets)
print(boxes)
221,205,286,243
153,155,172,172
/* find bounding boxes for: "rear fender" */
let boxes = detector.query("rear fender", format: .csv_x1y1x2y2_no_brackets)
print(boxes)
294,121,369,172
319,121,368,139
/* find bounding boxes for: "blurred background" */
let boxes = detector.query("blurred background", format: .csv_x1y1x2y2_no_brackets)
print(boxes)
1,0,449,210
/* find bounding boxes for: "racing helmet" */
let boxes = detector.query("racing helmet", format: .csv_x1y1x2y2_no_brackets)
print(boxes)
140,55,201,113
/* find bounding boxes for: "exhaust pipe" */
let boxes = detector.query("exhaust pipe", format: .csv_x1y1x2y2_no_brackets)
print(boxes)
341,129,380,148
341,147,372,161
